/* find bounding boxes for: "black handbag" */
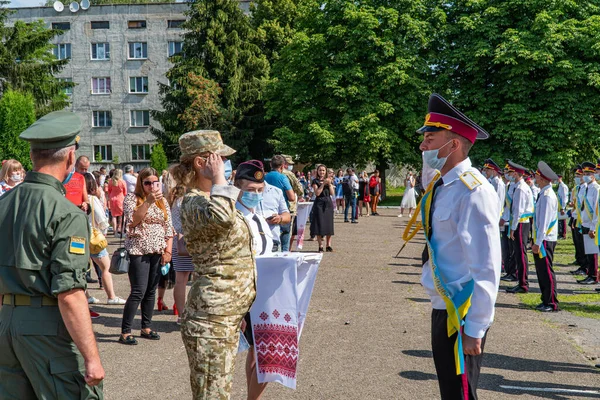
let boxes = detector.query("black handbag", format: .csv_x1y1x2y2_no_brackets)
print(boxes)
109,235,130,275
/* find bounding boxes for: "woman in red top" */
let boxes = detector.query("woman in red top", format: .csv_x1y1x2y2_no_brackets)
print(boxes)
369,170,381,216
108,168,128,236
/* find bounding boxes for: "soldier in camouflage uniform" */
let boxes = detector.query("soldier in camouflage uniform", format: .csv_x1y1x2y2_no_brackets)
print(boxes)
0,111,104,399
175,130,256,400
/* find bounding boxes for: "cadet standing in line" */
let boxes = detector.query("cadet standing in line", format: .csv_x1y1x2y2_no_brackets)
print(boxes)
531,162,560,312
570,165,588,275
175,131,256,400
579,162,599,285
0,111,104,399
556,174,569,240
500,164,517,282
417,94,501,399
505,161,534,294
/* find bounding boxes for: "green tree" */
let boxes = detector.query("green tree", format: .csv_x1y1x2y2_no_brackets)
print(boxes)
266,0,443,172
153,0,269,161
150,144,168,173
0,89,36,170
432,0,600,173
0,10,72,116
44,0,174,5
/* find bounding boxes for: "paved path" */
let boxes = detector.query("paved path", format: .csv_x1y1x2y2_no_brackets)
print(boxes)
92,209,600,399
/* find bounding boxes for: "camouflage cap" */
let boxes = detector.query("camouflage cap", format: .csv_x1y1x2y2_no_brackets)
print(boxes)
19,111,81,150
178,130,236,158
282,154,295,165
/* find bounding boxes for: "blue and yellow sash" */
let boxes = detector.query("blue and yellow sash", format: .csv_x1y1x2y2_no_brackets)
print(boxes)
421,179,473,376
532,205,557,258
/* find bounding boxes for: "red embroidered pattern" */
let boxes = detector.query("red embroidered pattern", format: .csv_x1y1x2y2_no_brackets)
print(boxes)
254,323,298,378
259,312,268,321
272,309,280,319
284,313,291,323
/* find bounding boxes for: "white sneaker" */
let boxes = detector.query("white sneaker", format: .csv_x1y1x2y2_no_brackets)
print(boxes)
107,297,126,305
398,214,403,218
88,296,100,304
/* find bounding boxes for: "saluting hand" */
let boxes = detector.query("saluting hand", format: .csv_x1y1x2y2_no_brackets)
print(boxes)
462,333,482,356
203,153,226,185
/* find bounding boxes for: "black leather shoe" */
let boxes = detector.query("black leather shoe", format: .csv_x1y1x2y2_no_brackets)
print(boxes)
118,335,138,345
140,330,161,340
86,277,98,284
500,274,518,282
595,288,600,292
578,277,599,285
570,268,586,276
538,305,559,312
535,303,545,310
506,285,528,294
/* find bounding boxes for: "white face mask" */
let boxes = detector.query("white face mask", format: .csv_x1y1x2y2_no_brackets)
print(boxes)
10,173,22,183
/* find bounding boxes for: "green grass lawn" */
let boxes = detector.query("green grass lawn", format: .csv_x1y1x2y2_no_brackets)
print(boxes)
518,230,600,319
379,186,406,207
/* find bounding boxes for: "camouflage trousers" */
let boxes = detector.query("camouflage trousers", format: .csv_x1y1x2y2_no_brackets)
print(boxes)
181,313,245,400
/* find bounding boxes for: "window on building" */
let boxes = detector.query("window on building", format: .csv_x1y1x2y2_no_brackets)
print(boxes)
53,43,71,60
91,21,109,29
52,22,70,30
92,111,112,127
130,110,150,127
58,77,73,97
131,144,151,161
91,77,111,94
168,41,183,57
129,77,149,93
91,43,110,60
94,145,113,162
128,42,148,59
128,20,146,29
167,20,185,29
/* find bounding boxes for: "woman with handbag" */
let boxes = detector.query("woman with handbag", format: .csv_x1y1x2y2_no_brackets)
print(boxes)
168,179,194,325
85,174,126,305
119,168,174,345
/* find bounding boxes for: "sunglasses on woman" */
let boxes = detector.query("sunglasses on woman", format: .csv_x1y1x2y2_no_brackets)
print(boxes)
143,181,160,186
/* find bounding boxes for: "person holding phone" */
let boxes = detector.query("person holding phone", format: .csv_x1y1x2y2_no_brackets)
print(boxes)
119,167,174,345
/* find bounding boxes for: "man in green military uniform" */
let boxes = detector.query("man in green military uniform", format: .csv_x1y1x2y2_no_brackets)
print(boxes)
0,111,104,399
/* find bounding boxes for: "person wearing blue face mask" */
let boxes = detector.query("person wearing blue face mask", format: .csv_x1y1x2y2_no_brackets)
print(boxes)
570,165,588,276
577,162,600,285
500,164,518,283
416,94,500,400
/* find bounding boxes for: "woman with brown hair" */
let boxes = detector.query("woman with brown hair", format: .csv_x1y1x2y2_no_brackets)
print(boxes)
311,164,335,252
119,167,174,345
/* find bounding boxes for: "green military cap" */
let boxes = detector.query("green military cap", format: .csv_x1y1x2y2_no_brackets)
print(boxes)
179,130,236,158
19,111,81,150
282,154,295,165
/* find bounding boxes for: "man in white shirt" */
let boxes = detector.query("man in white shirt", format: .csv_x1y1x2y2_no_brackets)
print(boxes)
123,164,137,194
532,162,560,312
570,165,588,276
505,161,535,294
416,94,501,399
343,168,360,223
578,162,599,285
500,166,517,282
556,175,569,240
258,182,291,252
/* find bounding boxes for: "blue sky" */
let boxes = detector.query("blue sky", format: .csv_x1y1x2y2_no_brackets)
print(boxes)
8,0,46,7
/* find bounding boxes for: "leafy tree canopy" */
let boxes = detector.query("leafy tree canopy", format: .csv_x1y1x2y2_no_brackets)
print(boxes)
0,89,36,170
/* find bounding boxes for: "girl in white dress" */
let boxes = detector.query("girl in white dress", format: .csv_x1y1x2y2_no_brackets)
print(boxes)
399,172,417,218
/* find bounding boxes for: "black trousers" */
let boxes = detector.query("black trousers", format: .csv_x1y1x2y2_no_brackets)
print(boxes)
502,226,516,275
584,252,598,281
533,241,559,309
432,310,487,400
121,253,162,334
513,222,529,289
572,224,587,269
558,219,567,239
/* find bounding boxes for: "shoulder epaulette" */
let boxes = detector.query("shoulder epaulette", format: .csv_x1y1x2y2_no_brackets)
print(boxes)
459,171,482,190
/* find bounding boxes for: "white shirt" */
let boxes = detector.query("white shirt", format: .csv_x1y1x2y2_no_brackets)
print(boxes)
123,173,137,194
421,158,501,339
534,184,558,245
510,179,534,231
236,202,274,255
501,182,515,226
257,182,290,240
489,176,505,219
529,184,540,201
581,181,599,230
557,182,568,211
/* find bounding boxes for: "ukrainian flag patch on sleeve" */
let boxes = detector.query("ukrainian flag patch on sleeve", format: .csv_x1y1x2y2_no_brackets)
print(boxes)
69,236,86,255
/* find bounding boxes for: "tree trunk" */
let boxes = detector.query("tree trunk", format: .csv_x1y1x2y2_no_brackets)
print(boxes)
376,157,388,201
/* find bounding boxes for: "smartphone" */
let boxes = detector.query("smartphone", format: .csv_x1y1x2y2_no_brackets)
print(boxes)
152,182,161,191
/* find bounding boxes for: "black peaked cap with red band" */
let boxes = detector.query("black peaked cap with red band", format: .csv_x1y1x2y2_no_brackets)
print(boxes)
582,161,596,173
483,158,501,173
416,94,489,144
236,160,265,183
506,160,528,175
536,161,558,182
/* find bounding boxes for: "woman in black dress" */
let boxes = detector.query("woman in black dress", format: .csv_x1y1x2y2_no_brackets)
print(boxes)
311,164,335,252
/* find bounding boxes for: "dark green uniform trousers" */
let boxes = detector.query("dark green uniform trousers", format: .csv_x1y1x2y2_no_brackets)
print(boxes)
0,303,103,400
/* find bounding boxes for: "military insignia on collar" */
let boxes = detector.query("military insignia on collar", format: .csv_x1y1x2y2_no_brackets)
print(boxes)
459,171,482,190
69,236,86,255
254,171,264,180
